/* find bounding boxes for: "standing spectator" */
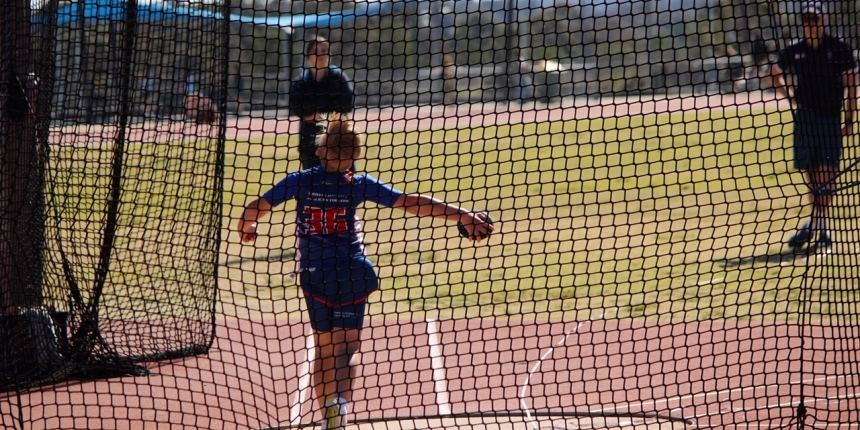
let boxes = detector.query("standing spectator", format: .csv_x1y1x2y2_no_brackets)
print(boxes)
186,72,196,96
443,54,458,104
770,1,858,251
140,67,155,118
508,49,534,103
289,37,355,169
183,69,217,125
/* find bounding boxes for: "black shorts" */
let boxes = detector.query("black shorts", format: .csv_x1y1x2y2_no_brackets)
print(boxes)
794,109,843,171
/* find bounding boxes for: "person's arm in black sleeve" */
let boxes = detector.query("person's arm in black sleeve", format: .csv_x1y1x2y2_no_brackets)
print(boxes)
771,48,794,103
336,73,355,115
841,45,858,136
289,79,310,119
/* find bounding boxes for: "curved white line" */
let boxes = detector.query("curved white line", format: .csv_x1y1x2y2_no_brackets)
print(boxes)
519,317,599,430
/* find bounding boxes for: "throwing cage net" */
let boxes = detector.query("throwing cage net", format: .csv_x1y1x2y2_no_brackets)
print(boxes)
2,0,860,429
1,0,224,404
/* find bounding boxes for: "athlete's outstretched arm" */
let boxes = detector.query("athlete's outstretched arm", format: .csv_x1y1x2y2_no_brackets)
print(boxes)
391,193,495,241
237,198,274,243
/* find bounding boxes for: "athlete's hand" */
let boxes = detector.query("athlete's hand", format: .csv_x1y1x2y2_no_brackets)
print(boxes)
237,219,259,243
458,212,495,242
842,122,855,136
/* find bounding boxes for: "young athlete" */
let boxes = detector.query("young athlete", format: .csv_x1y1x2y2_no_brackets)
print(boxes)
236,114,495,429
770,1,858,251
289,37,355,169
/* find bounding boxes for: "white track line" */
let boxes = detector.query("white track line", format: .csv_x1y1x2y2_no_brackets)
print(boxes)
688,277,725,287
427,319,453,416
686,395,860,429
290,327,316,425
780,250,833,266
589,375,847,419
520,319,596,430
592,373,850,414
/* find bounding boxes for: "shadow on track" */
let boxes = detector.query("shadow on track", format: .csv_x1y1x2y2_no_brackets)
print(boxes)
718,246,829,269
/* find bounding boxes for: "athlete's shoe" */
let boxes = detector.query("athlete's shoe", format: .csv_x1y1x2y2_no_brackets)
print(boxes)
787,221,812,249
321,397,348,430
811,230,833,251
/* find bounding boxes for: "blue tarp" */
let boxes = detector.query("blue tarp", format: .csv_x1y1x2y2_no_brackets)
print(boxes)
41,0,222,25
36,0,404,29
230,1,404,29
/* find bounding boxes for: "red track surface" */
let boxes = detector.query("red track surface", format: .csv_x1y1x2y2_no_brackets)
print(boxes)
46,92,786,147
4,315,857,429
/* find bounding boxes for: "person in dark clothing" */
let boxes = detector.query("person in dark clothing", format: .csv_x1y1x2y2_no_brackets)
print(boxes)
290,37,355,169
770,1,858,251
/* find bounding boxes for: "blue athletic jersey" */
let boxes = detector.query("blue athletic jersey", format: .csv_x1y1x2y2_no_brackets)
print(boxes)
261,166,403,268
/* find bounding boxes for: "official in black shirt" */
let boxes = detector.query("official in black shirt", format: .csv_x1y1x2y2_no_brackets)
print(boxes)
771,1,858,251
290,37,355,169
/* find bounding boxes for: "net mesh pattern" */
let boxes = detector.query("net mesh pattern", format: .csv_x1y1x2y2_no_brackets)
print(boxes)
1,0,860,429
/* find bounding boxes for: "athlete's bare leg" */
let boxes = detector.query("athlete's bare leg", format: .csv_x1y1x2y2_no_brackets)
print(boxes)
312,328,362,412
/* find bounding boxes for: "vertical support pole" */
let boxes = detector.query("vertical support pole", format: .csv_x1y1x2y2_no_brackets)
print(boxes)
504,0,520,102
0,0,45,314
0,0,58,383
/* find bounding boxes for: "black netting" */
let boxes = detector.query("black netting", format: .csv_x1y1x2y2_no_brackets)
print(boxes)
1,0,860,429
1,0,225,393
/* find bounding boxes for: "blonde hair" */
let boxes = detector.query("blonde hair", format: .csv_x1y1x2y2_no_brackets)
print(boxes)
317,113,363,161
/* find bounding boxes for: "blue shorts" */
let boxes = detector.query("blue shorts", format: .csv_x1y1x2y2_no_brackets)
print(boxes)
793,109,843,170
299,256,379,332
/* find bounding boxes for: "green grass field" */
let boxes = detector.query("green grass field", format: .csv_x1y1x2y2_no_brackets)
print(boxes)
44,137,221,324
49,108,859,325
217,108,860,325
